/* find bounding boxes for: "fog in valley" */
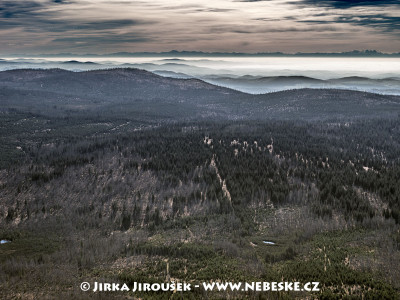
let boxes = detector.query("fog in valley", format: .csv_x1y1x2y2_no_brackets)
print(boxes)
1,56,400,95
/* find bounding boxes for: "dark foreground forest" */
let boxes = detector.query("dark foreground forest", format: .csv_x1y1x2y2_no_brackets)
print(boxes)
1,69,400,299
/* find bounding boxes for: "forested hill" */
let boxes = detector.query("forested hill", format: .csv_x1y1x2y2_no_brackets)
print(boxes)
2,68,400,299
1,68,400,120
0,68,240,104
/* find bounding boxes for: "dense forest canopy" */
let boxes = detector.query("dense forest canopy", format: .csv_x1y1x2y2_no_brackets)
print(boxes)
0,69,399,299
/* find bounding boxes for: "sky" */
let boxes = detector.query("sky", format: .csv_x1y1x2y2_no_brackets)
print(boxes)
0,0,399,55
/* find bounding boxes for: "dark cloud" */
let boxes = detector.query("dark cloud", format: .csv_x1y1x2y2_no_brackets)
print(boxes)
255,16,297,22
301,14,400,32
0,0,153,53
0,1,43,18
0,0,150,33
296,0,400,9
342,15,400,32
64,20,145,31
293,0,400,35
0,16,147,33
0,0,73,27
205,24,338,35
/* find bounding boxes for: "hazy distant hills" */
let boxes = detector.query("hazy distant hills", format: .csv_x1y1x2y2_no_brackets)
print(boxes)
9,50,400,57
201,74,400,95
1,68,400,121
1,58,399,95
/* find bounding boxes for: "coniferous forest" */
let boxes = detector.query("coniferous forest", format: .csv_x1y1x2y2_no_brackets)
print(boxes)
1,69,400,299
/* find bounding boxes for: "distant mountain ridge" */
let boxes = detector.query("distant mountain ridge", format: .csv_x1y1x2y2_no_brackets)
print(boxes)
4,50,400,58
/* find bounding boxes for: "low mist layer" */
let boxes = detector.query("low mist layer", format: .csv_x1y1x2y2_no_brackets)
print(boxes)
1,57,400,95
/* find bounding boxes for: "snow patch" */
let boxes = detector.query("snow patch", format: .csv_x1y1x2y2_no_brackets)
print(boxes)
263,241,275,245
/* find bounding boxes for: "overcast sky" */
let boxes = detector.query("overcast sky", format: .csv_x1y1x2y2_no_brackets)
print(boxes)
0,0,399,54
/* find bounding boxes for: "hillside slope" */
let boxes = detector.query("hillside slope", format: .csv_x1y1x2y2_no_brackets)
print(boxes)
1,68,400,120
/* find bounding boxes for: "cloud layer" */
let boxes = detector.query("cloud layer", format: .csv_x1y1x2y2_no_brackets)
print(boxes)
0,0,399,54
